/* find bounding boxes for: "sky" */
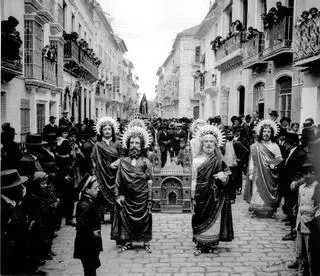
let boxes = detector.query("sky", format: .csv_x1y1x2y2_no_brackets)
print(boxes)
99,0,210,100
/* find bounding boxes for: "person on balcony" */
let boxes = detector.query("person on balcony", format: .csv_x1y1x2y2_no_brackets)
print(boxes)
276,1,291,21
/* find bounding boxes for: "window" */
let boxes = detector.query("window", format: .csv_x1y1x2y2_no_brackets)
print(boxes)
24,20,43,79
1,92,6,124
242,0,248,29
79,23,82,37
254,82,265,119
278,76,292,118
113,75,120,93
238,86,245,115
71,13,75,32
225,5,233,32
36,103,45,134
21,99,31,134
62,1,67,30
195,46,201,63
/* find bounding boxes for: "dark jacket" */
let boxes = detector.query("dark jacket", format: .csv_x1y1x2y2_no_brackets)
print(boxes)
158,130,171,153
74,194,102,259
279,147,307,196
42,124,58,137
233,140,249,172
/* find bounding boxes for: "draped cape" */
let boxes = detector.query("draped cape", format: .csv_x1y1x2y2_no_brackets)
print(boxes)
250,142,281,210
113,158,152,242
192,154,233,246
91,141,119,205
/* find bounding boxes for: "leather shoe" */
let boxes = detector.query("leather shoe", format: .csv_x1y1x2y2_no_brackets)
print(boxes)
66,219,76,227
288,260,299,269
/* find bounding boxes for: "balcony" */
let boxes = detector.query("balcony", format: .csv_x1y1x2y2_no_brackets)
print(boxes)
242,32,268,69
1,16,23,82
203,73,218,97
215,32,245,72
294,13,320,68
263,16,293,61
63,32,100,82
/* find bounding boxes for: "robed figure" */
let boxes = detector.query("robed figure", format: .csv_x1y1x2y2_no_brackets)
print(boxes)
91,117,121,223
246,119,283,217
191,125,234,256
113,126,153,253
139,93,148,115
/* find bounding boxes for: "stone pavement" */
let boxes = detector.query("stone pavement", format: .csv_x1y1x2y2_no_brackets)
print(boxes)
41,196,299,276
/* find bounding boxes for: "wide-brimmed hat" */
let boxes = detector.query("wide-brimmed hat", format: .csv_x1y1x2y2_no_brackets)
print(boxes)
269,110,279,117
298,162,315,173
43,133,57,144
1,169,29,190
25,134,48,146
62,110,69,114
49,115,56,120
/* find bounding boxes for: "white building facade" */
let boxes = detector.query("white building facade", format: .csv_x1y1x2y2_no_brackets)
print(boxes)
1,0,138,142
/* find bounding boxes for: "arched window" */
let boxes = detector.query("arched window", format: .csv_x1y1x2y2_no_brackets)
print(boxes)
277,76,292,118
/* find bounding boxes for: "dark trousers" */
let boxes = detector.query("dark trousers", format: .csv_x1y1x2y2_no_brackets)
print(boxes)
161,150,167,168
229,166,242,200
81,256,100,276
56,171,74,223
283,191,298,231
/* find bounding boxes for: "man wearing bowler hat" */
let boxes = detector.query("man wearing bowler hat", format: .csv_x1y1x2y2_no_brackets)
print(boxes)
269,110,279,122
59,110,71,129
43,116,58,139
1,169,30,275
280,132,308,241
19,134,48,176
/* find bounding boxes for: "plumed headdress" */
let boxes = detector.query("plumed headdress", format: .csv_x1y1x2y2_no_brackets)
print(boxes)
94,116,119,135
191,119,206,136
196,124,226,148
254,119,280,136
121,126,152,149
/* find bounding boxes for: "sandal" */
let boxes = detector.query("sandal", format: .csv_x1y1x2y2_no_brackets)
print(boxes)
193,249,201,256
144,243,152,253
118,242,132,253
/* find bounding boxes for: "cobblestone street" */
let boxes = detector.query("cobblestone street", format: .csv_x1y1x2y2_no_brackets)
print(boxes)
41,196,298,276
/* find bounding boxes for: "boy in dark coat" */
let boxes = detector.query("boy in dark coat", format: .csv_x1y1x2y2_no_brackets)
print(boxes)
74,175,102,276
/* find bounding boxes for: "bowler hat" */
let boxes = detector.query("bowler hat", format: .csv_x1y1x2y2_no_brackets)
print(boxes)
25,134,48,146
269,110,279,117
49,115,56,120
1,169,29,190
62,110,69,114
231,116,241,123
285,132,299,145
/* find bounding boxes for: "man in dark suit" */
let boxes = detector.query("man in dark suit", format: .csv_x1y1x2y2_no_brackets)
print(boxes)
172,123,187,157
43,116,58,138
158,123,171,168
223,127,249,201
59,110,71,129
280,133,308,241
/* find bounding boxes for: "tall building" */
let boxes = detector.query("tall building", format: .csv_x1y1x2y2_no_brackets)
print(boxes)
1,0,139,142
193,0,319,126
155,25,201,119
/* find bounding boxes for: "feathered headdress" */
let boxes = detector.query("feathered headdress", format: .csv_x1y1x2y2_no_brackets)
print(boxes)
254,119,280,136
121,126,152,149
196,125,226,148
191,119,206,136
94,116,120,135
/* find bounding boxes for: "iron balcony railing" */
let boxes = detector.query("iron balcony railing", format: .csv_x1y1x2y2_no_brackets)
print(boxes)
294,13,320,64
242,32,265,67
215,32,245,62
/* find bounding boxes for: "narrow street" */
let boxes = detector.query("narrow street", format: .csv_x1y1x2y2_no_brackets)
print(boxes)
41,197,297,276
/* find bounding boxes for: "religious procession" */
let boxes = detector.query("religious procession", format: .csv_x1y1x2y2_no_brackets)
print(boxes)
2,0,320,275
